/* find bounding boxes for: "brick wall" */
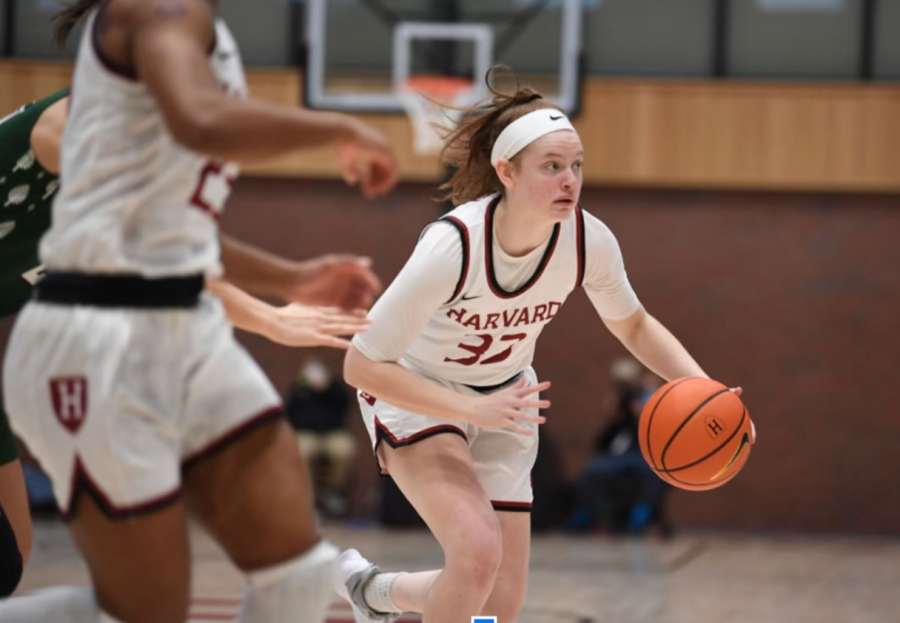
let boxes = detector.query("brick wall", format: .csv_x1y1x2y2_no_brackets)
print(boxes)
2,178,897,533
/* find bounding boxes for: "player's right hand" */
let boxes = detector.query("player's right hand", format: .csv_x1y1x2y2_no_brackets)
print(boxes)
465,378,550,435
263,303,371,350
336,118,399,199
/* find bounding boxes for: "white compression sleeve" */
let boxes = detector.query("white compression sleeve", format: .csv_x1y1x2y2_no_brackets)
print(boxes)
238,540,340,623
0,586,123,623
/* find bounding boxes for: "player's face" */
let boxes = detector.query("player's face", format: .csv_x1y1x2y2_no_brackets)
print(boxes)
511,131,584,222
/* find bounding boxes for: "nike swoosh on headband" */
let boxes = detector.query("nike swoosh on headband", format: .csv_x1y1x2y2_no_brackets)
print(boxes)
490,109,577,167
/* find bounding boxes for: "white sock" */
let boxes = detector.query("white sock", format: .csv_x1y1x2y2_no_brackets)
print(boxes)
363,572,405,614
238,540,339,623
0,586,118,623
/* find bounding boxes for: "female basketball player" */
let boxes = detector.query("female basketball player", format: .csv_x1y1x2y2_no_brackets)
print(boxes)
0,87,380,598
335,68,739,623
0,0,397,620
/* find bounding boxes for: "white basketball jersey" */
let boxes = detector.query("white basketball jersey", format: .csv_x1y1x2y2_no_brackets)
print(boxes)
40,10,248,278
401,195,586,387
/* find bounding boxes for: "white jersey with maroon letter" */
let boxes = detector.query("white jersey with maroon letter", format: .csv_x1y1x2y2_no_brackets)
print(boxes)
353,194,642,387
2,7,282,518
40,9,248,278
406,195,583,386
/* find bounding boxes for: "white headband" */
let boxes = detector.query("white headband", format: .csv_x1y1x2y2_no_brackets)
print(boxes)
490,108,577,167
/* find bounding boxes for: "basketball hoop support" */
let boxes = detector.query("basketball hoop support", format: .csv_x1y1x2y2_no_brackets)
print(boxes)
392,22,494,155
392,22,494,99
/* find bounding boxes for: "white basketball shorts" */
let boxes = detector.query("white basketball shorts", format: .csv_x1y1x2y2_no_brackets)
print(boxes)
2,294,282,518
357,366,540,512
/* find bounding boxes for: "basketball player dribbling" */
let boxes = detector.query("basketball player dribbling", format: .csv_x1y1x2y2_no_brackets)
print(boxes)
0,0,398,620
335,67,741,623
0,86,382,598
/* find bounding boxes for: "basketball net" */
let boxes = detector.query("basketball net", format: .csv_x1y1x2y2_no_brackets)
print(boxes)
399,76,477,155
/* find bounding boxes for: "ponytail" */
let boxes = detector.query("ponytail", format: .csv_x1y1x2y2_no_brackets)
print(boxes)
437,65,561,206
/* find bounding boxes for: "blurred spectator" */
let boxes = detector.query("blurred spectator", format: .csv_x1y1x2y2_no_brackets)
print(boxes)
15,441,58,515
285,359,356,517
565,358,669,535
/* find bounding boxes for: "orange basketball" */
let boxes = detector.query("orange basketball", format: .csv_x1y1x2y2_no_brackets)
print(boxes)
639,377,755,491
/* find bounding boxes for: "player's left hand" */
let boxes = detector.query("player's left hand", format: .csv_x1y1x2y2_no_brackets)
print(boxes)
287,255,382,310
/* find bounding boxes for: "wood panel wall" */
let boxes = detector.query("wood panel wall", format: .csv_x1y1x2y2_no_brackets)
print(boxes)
2,60,898,192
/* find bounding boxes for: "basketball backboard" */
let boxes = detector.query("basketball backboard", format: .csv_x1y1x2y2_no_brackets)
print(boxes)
304,0,585,115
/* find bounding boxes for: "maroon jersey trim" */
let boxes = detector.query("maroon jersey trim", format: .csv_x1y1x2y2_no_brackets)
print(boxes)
575,204,586,289
484,196,560,299
375,417,467,448
491,501,532,512
438,216,471,305
182,405,285,471
372,417,468,474
63,457,182,521
208,23,218,56
91,1,139,82
60,405,285,520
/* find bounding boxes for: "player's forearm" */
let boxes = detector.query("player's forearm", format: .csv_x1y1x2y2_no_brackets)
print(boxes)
344,345,476,422
219,234,302,301
184,95,354,164
608,309,708,382
206,279,276,338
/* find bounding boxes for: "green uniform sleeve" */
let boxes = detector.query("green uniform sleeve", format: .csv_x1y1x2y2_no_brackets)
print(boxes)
0,88,69,319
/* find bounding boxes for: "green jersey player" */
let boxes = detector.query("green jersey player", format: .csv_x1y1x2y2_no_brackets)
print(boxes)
0,90,68,598
0,89,67,319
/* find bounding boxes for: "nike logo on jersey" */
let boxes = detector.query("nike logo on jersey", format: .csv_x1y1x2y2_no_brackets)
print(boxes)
549,114,564,121
460,294,481,301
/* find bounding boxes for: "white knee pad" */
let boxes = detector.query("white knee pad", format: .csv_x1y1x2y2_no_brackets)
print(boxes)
239,540,339,623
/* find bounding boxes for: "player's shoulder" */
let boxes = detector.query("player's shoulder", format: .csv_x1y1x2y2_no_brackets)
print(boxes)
0,90,62,128
124,0,215,35
122,0,213,18
419,216,467,253
577,205,625,271
0,94,47,142
0,104,28,129
578,204,616,240
441,194,497,232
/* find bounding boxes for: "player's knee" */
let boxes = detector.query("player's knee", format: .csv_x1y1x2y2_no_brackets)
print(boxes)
446,518,503,586
241,540,339,623
466,544,503,587
0,509,24,597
